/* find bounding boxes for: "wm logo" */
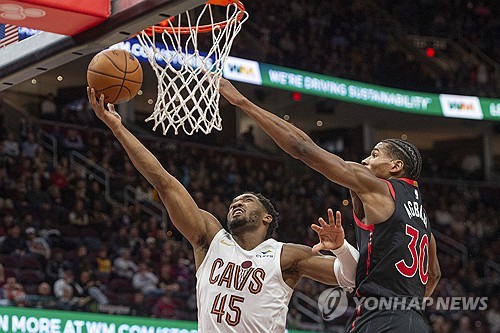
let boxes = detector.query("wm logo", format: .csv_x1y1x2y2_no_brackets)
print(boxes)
227,64,254,75
448,102,473,110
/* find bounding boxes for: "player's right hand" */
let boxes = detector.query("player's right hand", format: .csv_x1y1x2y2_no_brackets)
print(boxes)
87,87,122,131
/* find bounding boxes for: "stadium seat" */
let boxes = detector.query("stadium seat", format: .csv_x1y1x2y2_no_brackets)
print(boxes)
0,254,19,268
108,278,133,293
4,267,17,279
17,270,45,285
19,254,43,271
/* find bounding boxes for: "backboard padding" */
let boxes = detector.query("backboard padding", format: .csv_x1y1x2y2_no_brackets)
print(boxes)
0,0,206,91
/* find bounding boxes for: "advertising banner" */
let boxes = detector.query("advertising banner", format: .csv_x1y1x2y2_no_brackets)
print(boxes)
222,57,500,121
0,307,319,333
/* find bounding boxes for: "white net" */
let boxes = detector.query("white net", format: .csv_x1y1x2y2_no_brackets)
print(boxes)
137,1,248,135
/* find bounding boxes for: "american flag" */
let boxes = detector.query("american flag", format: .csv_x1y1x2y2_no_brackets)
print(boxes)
0,24,19,47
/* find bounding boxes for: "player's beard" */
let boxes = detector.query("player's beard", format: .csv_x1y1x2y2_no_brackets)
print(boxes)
228,210,260,234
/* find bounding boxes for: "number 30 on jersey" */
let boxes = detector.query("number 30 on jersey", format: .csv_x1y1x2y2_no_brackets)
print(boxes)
395,224,429,284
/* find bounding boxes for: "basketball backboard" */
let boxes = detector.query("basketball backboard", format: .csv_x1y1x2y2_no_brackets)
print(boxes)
0,0,206,91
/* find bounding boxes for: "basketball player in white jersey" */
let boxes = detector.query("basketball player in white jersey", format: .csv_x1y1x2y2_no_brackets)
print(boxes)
88,88,359,332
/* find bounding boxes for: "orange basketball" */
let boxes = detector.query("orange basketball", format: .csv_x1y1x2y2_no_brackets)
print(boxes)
87,49,143,104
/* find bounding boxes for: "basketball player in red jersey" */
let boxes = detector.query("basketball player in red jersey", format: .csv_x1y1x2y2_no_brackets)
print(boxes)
218,78,441,333
87,88,359,332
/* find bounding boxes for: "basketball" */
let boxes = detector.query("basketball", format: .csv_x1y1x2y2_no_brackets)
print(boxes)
87,49,143,104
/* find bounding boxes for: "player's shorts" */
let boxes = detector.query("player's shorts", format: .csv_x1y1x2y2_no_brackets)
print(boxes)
346,309,429,333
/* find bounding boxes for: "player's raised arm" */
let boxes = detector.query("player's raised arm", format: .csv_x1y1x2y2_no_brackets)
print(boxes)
281,209,358,289
87,88,221,252
219,79,383,196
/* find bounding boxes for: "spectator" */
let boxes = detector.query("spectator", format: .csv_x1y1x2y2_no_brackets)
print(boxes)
2,131,20,158
431,314,453,333
0,212,15,237
93,246,112,280
454,316,474,333
68,200,90,226
40,93,57,120
3,277,26,306
54,269,75,300
152,293,176,319
145,236,161,263
55,269,91,310
128,225,144,256
486,298,500,333
25,227,51,261
71,245,93,278
25,179,51,208
239,125,255,146
0,224,27,255
89,199,111,227
0,263,5,305
135,180,154,203
21,133,39,159
62,129,84,153
24,282,57,309
87,180,106,204
78,270,109,305
112,248,137,280
110,226,130,253
19,116,39,141
129,292,151,317
50,163,70,190
46,252,68,284
132,263,164,297
158,263,180,292
57,287,78,311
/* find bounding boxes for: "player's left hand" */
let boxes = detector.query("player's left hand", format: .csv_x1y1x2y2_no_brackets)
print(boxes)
219,78,246,106
311,209,345,253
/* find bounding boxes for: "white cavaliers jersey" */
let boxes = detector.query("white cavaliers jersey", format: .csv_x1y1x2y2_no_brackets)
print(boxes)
196,229,293,332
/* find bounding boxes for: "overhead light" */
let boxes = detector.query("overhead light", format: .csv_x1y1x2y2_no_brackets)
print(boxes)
137,90,143,96
283,114,290,121
147,99,154,105
57,76,63,81
31,79,37,84
316,120,323,127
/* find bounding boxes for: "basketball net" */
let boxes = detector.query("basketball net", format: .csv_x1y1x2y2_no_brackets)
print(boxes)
137,1,248,135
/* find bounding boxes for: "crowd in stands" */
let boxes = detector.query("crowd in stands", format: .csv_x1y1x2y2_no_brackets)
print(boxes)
231,0,498,97
0,109,499,332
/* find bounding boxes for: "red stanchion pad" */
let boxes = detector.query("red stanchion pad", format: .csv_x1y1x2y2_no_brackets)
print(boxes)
0,0,110,35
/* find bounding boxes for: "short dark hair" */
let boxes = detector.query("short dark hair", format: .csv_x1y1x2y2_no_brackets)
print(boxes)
382,139,422,179
248,192,279,239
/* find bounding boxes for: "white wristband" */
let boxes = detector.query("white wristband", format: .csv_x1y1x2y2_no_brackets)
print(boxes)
330,240,349,257
330,240,359,291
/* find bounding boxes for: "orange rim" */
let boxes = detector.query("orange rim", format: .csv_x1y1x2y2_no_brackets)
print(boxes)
143,0,245,36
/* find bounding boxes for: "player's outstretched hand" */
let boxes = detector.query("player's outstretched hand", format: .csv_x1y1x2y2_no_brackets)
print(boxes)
311,209,345,253
219,78,246,106
87,87,122,131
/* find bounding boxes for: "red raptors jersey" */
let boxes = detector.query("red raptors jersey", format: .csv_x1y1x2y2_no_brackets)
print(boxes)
348,178,431,332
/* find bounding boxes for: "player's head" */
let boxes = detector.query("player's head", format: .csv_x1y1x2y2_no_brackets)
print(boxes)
227,192,279,240
362,139,422,180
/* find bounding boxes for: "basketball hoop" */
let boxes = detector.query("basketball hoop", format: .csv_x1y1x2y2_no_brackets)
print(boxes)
137,0,248,135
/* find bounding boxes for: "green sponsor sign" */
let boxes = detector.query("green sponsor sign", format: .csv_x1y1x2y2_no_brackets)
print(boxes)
0,307,319,333
260,64,442,116
223,57,500,120
481,97,500,120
